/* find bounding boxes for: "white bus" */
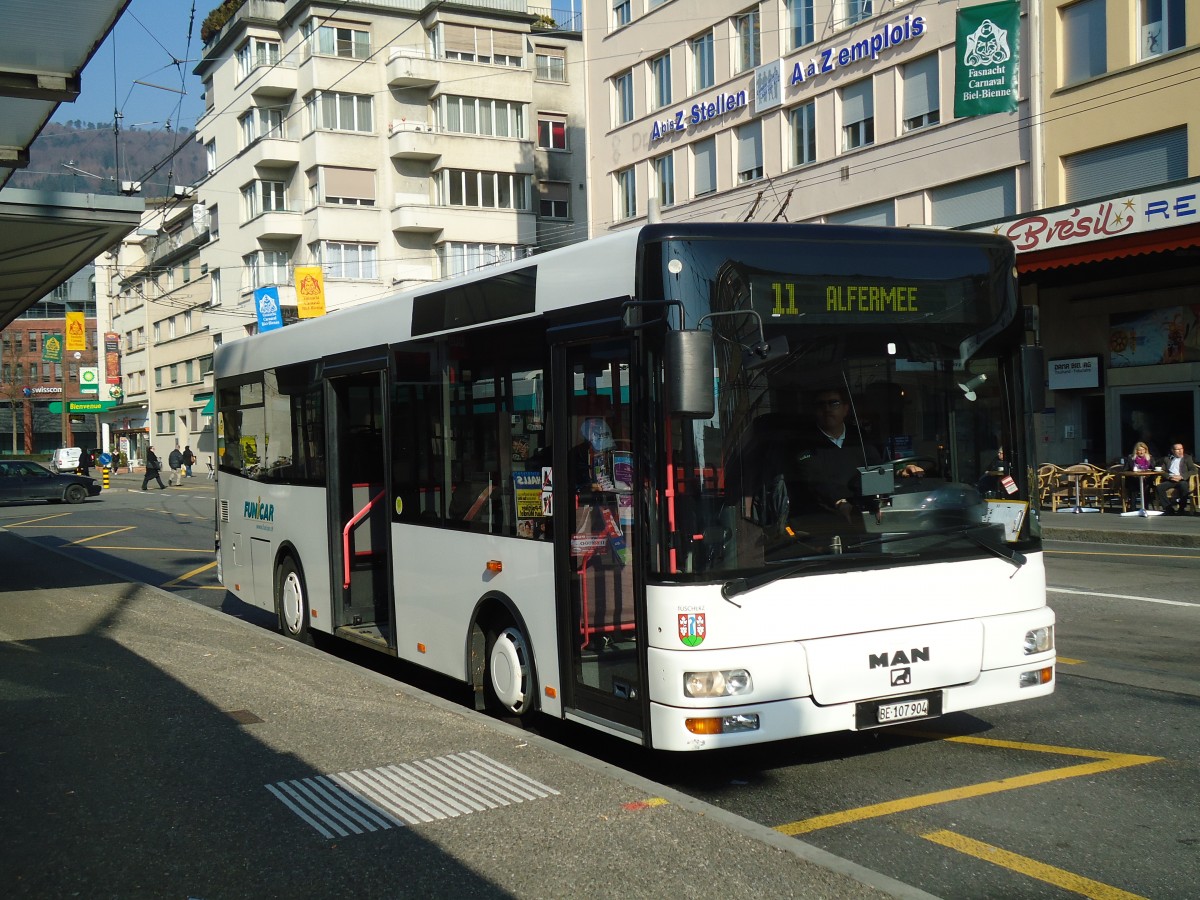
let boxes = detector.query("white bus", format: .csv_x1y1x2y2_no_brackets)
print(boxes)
214,223,1054,751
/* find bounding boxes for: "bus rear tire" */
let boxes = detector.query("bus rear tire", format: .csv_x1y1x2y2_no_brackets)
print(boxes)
485,623,535,718
276,555,311,644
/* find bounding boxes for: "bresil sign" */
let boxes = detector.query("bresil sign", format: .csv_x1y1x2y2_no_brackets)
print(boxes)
649,88,748,143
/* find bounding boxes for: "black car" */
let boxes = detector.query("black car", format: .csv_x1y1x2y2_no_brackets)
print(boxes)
0,460,101,504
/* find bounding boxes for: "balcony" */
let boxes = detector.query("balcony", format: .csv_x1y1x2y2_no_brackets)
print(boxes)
242,136,299,168
386,47,439,89
388,120,440,160
244,58,297,99
241,210,303,241
386,47,530,99
391,195,535,244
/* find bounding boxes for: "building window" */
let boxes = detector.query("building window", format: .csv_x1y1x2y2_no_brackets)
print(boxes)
616,167,636,220
309,166,375,206
790,101,816,167
613,0,631,29
844,0,873,27
614,70,634,125
827,200,894,226
651,52,671,111
537,115,567,150
156,411,175,435
308,91,373,133
1063,0,1106,85
439,25,523,65
440,95,524,138
654,152,675,208
310,241,378,280
1140,0,1185,60
236,37,280,81
902,54,940,132
787,0,814,49
535,47,566,81
437,170,530,210
304,20,370,59
438,243,522,278
737,121,763,183
930,171,1016,228
841,79,874,151
693,137,716,196
539,182,569,219
734,10,761,74
240,106,285,146
210,269,222,307
241,180,287,220
204,140,217,174
243,250,290,290
1063,127,1187,203
691,31,715,92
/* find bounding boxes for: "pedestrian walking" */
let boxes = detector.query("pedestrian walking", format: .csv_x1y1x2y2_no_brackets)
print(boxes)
183,446,196,477
78,448,93,477
168,447,184,486
142,447,166,490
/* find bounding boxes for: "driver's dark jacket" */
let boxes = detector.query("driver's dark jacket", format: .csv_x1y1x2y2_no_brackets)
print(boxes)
784,425,883,515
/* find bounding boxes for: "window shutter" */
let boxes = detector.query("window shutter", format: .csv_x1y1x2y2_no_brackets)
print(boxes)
903,54,938,120
737,124,762,171
492,30,522,57
443,24,475,53
694,138,715,195
1063,127,1187,203
930,170,1015,227
842,80,872,124
324,167,375,201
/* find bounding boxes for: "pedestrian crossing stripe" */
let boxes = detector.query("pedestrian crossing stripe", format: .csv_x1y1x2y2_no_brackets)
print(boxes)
266,750,560,839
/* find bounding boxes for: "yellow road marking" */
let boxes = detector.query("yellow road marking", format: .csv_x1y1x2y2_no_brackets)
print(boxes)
70,526,136,545
162,560,218,588
4,513,72,526
922,829,1149,900
78,545,212,552
1057,656,1084,665
774,735,1161,836
1046,548,1200,560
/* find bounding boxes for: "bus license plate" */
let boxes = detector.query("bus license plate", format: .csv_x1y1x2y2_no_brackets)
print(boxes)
877,698,928,723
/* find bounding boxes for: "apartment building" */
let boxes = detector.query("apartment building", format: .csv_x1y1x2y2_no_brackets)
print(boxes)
585,0,1199,462
192,0,586,342
97,200,216,467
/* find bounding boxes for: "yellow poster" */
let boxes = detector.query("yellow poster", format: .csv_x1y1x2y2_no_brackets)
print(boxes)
65,312,87,352
294,266,326,319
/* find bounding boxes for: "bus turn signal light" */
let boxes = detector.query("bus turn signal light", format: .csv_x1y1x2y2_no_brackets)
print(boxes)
486,560,503,573
685,714,760,735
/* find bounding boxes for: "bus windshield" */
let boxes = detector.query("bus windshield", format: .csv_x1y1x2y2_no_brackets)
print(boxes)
648,232,1027,578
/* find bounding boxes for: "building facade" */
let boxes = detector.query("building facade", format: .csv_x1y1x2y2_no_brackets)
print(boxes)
584,0,1199,465
193,0,586,341
0,267,99,454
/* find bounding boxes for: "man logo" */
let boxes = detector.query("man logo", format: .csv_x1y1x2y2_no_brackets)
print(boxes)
891,668,912,687
869,647,929,669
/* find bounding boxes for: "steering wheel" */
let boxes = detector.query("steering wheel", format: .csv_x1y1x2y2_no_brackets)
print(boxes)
892,456,937,477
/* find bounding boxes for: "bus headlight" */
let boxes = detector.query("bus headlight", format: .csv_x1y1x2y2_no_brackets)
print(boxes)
1023,625,1054,655
684,668,753,698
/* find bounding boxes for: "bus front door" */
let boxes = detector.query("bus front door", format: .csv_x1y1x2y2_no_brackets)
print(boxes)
557,340,645,738
327,369,394,652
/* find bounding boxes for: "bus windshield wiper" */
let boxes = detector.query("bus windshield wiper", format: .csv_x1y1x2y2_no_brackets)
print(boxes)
848,523,1026,569
721,552,911,601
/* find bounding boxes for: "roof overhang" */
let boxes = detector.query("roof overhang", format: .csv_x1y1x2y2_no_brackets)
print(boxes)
0,188,144,330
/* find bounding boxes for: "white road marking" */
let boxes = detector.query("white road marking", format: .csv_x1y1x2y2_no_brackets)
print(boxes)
1047,587,1199,608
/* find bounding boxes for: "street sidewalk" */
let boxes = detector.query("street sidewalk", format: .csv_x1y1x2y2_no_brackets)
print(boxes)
0,527,925,900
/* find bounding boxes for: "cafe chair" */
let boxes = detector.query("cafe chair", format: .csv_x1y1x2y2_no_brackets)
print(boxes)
1037,464,1072,511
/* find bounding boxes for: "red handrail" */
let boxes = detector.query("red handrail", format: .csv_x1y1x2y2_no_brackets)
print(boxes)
343,489,386,588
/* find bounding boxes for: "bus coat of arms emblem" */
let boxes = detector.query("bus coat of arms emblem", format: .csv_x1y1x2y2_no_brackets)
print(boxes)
678,612,706,647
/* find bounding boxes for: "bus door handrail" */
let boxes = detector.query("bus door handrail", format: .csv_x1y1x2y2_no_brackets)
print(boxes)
343,488,386,588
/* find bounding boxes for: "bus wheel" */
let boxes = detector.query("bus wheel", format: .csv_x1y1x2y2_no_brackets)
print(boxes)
276,556,311,643
485,624,535,717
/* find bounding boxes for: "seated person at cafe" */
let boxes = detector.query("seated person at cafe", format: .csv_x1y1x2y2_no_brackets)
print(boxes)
1124,441,1155,508
1154,442,1198,516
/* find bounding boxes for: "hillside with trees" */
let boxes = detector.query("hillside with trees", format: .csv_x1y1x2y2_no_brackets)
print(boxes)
10,122,204,198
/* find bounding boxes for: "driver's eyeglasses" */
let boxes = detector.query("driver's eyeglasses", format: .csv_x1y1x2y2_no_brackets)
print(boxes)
814,399,842,409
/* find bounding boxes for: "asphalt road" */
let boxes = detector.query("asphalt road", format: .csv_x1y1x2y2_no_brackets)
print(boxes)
3,485,1198,899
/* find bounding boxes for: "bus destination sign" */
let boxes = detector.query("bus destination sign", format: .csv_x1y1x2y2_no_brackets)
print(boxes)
752,276,963,324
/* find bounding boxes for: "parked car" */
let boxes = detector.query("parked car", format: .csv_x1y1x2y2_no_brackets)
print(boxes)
0,460,101,504
50,447,82,472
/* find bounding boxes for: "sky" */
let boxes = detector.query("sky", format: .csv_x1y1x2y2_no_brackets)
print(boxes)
52,0,206,132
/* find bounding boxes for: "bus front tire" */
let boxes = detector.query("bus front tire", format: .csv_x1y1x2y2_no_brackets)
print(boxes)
485,623,535,718
276,556,311,644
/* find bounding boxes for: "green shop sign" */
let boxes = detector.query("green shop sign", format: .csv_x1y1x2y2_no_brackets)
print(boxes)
48,400,119,413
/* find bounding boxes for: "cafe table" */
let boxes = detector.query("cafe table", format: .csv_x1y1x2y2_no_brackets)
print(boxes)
1059,464,1101,514
1118,469,1163,517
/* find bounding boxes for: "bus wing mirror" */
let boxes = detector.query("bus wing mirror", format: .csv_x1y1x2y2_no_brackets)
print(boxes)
665,329,715,419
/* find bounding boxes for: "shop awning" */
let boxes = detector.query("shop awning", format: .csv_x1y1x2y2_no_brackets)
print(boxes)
1018,222,1200,273
194,392,214,416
